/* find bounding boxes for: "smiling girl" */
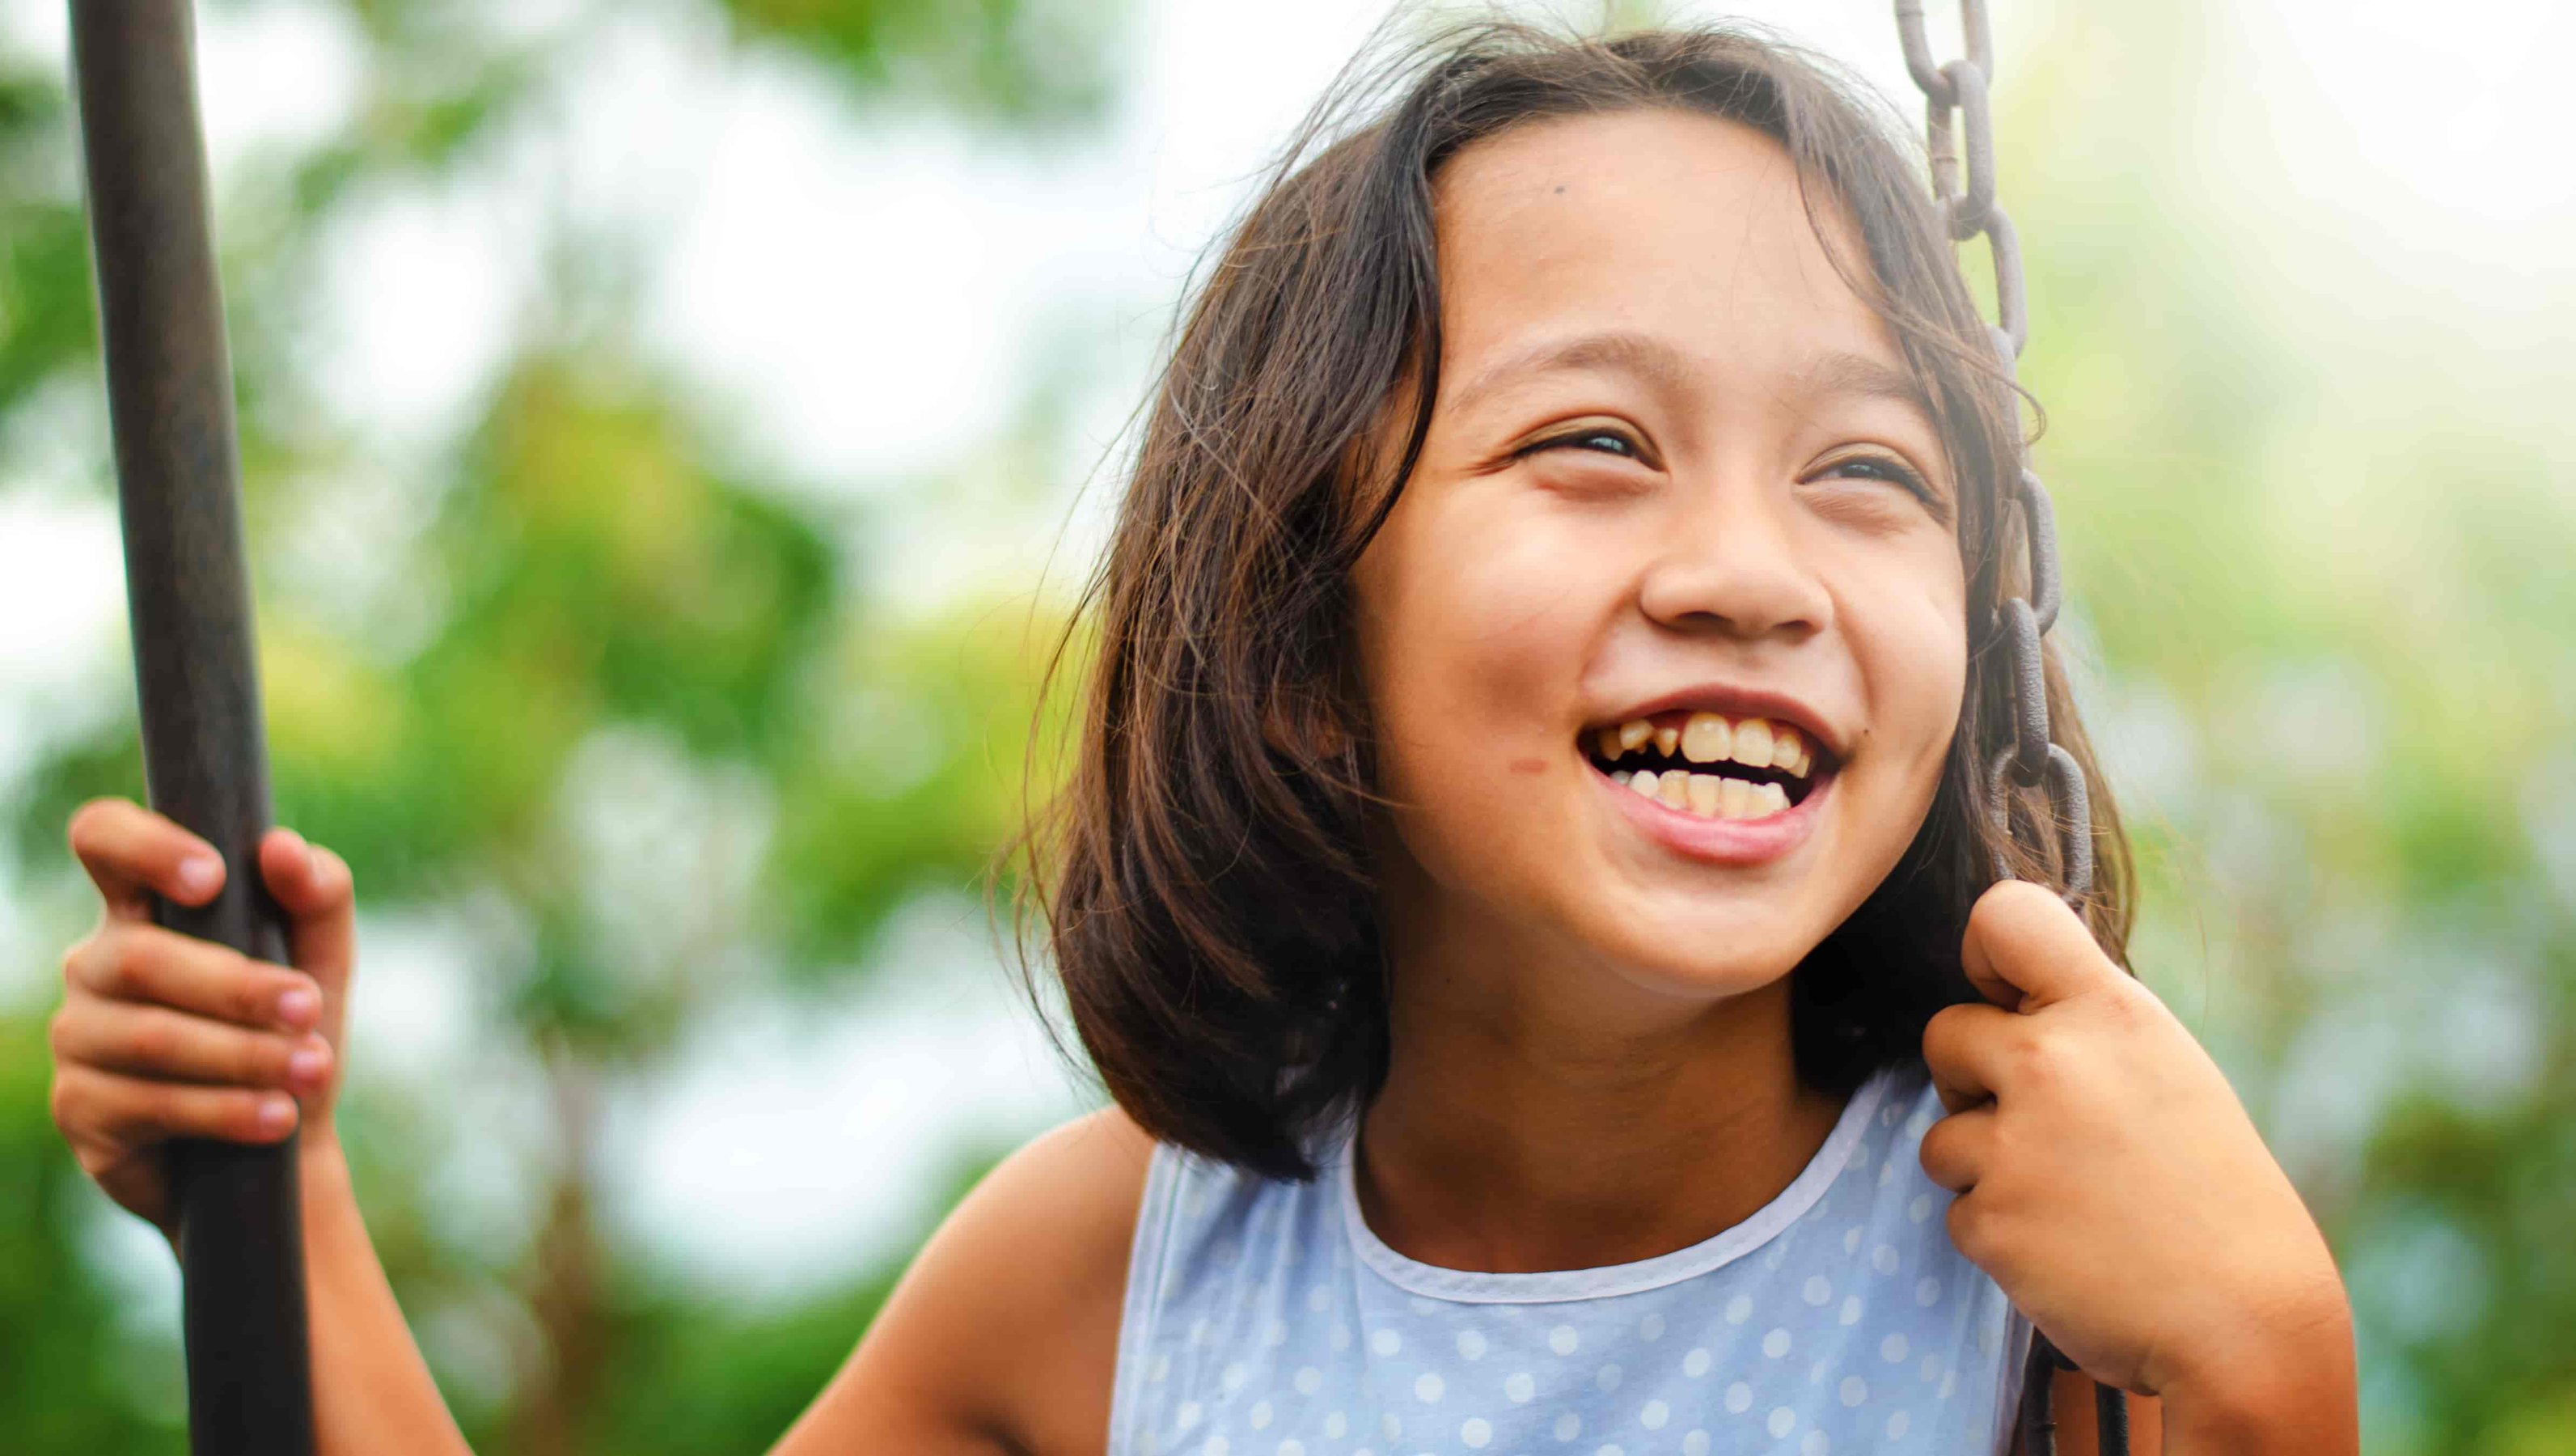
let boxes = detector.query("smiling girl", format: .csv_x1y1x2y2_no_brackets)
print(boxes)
46,17,2354,1456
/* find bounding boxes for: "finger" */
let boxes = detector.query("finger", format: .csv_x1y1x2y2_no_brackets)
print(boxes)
67,797,226,923
257,829,355,992
1920,1000,2016,1111
64,923,324,1034
53,1062,298,1150
1960,879,2119,1012
1917,1100,1994,1194
51,999,332,1093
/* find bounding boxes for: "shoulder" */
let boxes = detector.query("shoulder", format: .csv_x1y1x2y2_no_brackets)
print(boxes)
775,1105,1160,1456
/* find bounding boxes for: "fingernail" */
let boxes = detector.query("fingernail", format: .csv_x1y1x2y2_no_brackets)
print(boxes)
259,1096,296,1132
289,1048,329,1084
277,988,319,1027
178,854,222,896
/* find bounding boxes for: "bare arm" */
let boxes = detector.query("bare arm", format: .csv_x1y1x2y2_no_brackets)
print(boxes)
284,1103,1150,1456
772,1106,1154,1456
296,1138,474,1455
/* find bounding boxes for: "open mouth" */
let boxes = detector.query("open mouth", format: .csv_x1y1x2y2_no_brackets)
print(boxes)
1580,709,1834,822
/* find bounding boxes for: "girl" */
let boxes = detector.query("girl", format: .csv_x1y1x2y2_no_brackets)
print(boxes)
46,18,2354,1455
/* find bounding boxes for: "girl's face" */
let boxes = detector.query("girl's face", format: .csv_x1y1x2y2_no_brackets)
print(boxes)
1352,108,1967,1009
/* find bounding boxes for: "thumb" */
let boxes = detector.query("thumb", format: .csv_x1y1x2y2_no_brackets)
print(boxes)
257,827,356,1001
1959,878,2117,1013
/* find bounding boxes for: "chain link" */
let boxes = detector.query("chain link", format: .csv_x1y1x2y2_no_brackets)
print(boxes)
1893,0,2092,907
1894,6,2114,1452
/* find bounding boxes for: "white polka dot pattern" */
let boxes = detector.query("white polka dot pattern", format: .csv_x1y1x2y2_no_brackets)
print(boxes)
1107,1059,2031,1456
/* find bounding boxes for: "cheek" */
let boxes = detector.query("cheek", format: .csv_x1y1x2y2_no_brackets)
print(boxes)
1846,549,1969,780
1354,496,1598,839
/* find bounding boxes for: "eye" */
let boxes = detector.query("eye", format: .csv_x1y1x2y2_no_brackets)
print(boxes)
1519,427,1644,461
1817,451,1935,501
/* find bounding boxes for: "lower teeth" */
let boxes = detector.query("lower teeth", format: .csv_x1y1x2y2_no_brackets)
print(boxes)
1609,767,1791,820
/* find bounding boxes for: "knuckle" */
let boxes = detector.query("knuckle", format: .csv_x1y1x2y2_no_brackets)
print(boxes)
126,1016,176,1067
2092,987,2141,1034
222,949,265,1002
202,943,242,989
94,938,137,997
1972,878,2048,936
66,796,121,848
2097,980,2159,1034
2005,1023,2062,1083
1923,1005,1982,1069
1946,1196,1988,1259
66,937,113,994
1966,882,2013,933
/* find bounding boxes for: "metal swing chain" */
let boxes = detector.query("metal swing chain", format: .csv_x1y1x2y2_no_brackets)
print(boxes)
1891,5,2119,1456
1893,0,2093,911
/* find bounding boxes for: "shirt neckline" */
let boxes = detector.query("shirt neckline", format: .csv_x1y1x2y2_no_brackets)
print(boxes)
1330,1061,1898,1306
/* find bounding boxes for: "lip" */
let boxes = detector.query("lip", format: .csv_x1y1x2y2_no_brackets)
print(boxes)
1590,755,1836,866
1584,681,1848,763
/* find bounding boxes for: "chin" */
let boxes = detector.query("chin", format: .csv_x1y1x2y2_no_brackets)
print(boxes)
1592,908,1817,1002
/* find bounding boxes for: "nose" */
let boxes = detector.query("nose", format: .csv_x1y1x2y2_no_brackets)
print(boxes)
1634,473,1832,642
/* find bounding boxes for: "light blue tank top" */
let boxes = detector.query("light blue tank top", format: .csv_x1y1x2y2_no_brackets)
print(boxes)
1109,1056,2033,1456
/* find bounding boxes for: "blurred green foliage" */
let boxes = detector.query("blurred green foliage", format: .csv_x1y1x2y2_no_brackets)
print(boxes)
0,1,2568,1453
716,0,1117,123
1,0,1114,1451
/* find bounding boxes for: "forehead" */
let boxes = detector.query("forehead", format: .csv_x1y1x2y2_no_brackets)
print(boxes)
1428,108,1901,404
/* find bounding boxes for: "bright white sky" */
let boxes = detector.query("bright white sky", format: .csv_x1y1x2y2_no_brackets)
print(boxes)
4,0,2570,1299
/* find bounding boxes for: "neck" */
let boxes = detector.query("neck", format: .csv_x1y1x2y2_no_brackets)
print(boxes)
1353,885,1850,1275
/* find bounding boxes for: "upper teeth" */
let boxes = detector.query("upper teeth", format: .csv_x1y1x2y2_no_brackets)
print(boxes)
1592,712,1816,778
1593,712,1818,823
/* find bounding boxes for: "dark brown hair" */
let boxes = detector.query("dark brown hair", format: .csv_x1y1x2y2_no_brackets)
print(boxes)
1003,15,2134,1181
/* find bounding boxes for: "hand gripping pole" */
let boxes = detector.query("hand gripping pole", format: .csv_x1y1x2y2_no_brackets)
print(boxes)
67,4,315,1452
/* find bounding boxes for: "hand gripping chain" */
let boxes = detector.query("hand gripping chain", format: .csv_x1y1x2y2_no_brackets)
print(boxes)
1893,4,2116,1453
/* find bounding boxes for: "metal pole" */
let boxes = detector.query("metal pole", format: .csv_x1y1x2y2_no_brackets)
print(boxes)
66,4,315,1452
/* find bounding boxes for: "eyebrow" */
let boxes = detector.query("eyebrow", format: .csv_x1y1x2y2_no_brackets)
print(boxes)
1446,330,1695,417
1443,328,1935,421
1795,349,1936,418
